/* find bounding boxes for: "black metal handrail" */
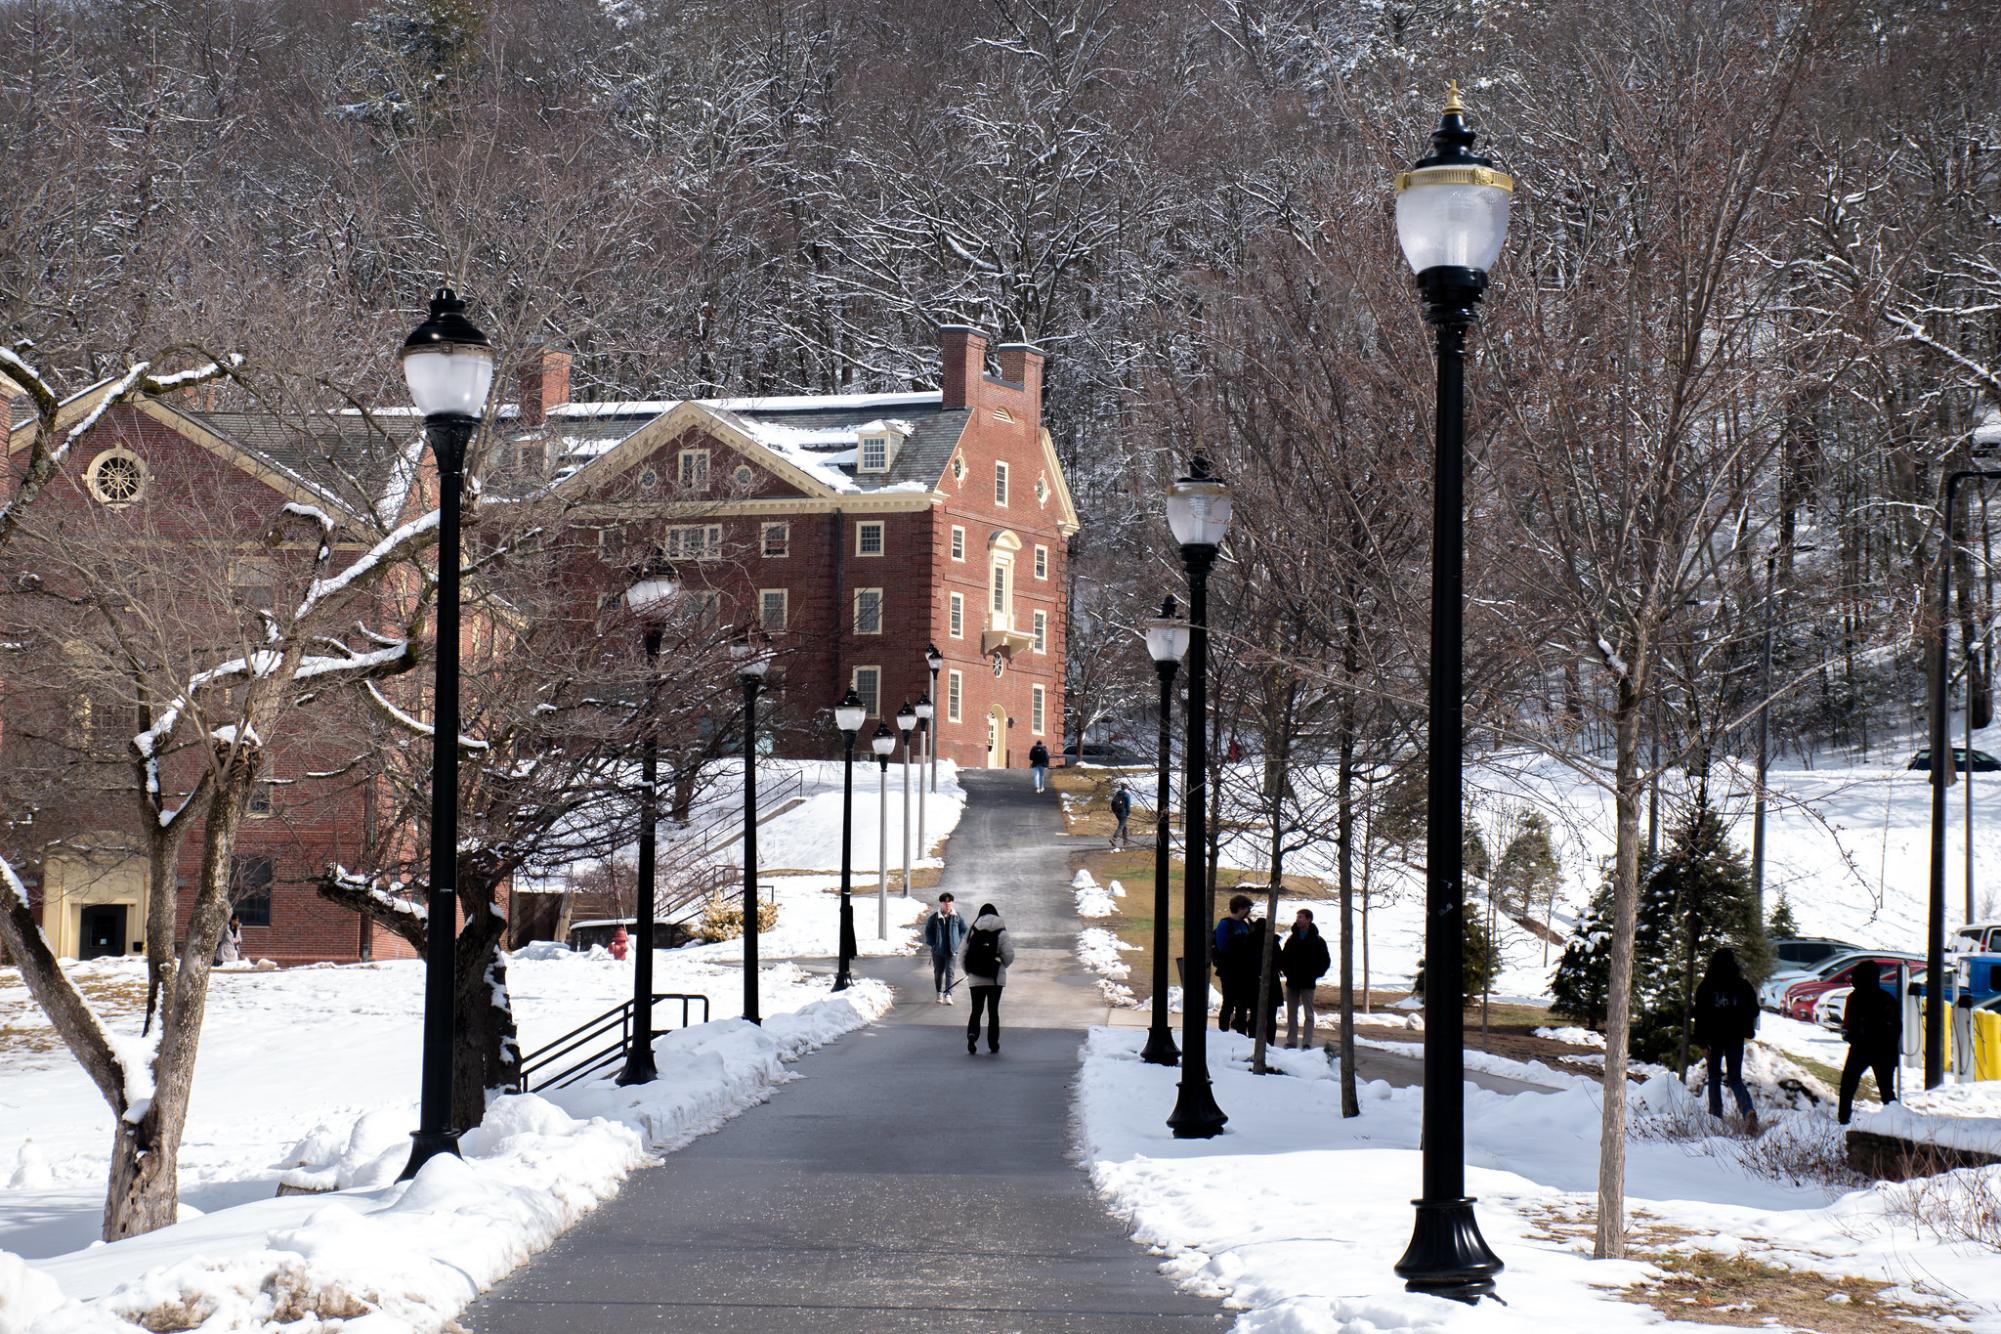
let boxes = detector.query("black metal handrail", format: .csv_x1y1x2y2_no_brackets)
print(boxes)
514,992,711,1093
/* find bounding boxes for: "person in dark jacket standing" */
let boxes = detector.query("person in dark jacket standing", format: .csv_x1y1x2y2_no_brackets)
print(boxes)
1279,909,1332,1048
922,892,970,1004
1838,959,1901,1124
1213,894,1255,1034
1693,947,1760,1128
1028,741,1050,793
959,903,1016,1054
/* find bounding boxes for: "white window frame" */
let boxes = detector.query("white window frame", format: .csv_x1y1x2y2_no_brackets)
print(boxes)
759,588,788,633
853,666,882,719
665,524,723,561
947,670,963,723
854,587,884,635
761,522,790,558
1033,610,1047,654
949,592,965,639
856,520,886,557
1031,685,1046,736
950,526,966,562
678,448,710,489
1034,544,1048,580
995,461,1009,507
859,435,889,473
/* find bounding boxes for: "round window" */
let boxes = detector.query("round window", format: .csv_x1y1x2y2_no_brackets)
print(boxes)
735,465,754,486
952,456,966,481
86,450,147,506
639,467,660,489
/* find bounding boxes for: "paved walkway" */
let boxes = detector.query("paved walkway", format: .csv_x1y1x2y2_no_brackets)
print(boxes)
469,771,1225,1333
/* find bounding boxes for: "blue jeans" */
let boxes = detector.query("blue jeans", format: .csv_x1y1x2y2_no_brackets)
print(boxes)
1706,1041,1753,1117
1032,764,1047,792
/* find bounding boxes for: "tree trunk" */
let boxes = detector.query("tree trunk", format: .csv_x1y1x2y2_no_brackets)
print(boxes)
1595,676,1645,1259
1336,709,1360,1118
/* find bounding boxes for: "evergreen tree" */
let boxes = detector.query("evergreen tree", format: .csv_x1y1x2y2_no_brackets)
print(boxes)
1550,867,1622,1028
1634,798,1768,1063
1462,821,1499,1004
1495,811,1563,917
1767,889,1799,939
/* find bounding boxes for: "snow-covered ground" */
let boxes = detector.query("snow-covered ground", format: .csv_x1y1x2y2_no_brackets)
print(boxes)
677,872,928,961
1077,1025,2001,1333
742,758,965,872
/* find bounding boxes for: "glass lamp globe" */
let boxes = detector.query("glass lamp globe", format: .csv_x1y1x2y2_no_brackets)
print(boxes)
400,288,495,418
625,572,679,614
896,703,918,734
731,638,772,679
1145,595,1192,664
926,643,944,672
914,695,935,721
834,691,867,735
1394,84,1513,276
1165,459,1233,549
871,723,896,757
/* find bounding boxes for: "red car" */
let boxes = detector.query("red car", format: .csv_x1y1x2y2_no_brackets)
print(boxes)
1782,953,1922,1022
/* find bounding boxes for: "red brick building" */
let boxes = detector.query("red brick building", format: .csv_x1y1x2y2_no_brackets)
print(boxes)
536,325,1078,767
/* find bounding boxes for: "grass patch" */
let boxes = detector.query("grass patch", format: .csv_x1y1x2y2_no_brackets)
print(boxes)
1633,1249,1953,1332
1,967,148,1059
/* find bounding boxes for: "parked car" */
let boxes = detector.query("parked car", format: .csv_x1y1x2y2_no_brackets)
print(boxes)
1761,947,1872,1010
1782,952,1925,1022
1763,937,1865,1006
1953,922,2001,955
1906,747,2001,772
1814,985,1855,1030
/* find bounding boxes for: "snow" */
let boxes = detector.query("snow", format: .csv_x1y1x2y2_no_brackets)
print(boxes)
1077,1025,2001,1333
1071,867,1118,918
1853,1083,2001,1157
745,759,966,873
0,952,891,1331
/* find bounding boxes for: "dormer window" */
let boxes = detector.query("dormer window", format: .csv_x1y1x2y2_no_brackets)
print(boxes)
856,419,908,475
860,435,890,473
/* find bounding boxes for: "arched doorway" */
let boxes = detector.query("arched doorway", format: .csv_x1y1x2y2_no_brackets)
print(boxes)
986,704,1008,768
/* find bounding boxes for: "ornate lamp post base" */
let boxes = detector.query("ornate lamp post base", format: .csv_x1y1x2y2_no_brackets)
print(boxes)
1394,1198,1503,1303
1167,1074,1227,1139
1139,1027,1181,1067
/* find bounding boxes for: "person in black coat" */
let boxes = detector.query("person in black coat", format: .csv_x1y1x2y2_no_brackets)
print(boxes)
1212,895,1255,1034
1279,909,1332,1048
1838,959,1901,1124
1028,741,1051,793
1693,947,1760,1126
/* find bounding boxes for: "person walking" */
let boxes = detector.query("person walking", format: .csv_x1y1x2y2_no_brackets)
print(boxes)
214,913,244,966
1213,894,1254,1035
1028,741,1051,793
922,892,969,1003
1838,959,1901,1125
1693,947,1760,1129
1279,908,1331,1048
960,902,1016,1054
1108,783,1133,850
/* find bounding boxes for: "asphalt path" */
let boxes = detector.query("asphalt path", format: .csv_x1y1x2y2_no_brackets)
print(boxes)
468,770,1225,1333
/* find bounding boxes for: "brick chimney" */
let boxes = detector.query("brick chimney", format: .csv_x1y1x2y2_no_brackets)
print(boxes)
938,324,988,410
995,343,1044,416
518,346,573,427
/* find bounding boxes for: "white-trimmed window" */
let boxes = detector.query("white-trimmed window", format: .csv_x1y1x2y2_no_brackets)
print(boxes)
247,782,274,817
761,522,789,558
853,666,881,718
1033,610,1047,653
856,521,885,557
854,588,883,635
85,448,148,506
947,670,963,723
953,455,966,481
950,526,966,561
1034,544,1048,580
949,593,965,639
759,589,788,632
1031,685,1046,735
859,434,889,473
734,464,754,487
995,461,1009,507
665,524,723,560
678,448,710,489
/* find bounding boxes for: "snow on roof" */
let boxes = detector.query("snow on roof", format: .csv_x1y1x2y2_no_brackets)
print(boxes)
712,412,862,492
700,390,940,414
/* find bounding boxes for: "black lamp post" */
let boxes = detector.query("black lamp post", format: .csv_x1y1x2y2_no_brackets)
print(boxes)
833,690,866,991
896,701,918,897
1389,83,1510,1302
617,566,679,1085
872,721,895,938
1142,595,1190,1068
396,289,494,1181
926,644,944,794
1928,464,2001,1088
914,693,935,856
734,632,772,1026
1164,458,1231,1139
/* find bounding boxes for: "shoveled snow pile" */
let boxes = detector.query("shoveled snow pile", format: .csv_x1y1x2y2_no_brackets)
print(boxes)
1077,928,1139,1008
1072,869,1118,919
1533,1025,1605,1047
16,983,891,1333
1077,1024,2001,1333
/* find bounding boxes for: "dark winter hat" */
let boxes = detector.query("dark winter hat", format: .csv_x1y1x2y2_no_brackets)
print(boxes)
978,902,999,918
1708,947,1739,977
1852,959,1881,989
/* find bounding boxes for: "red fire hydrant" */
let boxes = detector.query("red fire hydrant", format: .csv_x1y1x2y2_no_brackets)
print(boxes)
608,925,630,961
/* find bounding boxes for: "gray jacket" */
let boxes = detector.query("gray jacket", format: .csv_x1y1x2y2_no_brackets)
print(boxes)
958,911,1017,986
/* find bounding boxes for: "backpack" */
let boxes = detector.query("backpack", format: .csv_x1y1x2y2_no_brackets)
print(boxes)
964,925,1004,978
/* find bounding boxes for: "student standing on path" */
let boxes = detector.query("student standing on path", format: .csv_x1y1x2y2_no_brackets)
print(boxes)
1213,894,1254,1035
1028,740,1051,793
923,892,970,1003
1838,959,1901,1125
1279,908,1330,1048
959,902,1016,1054
1108,783,1133,849
1693,947,1759,1128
